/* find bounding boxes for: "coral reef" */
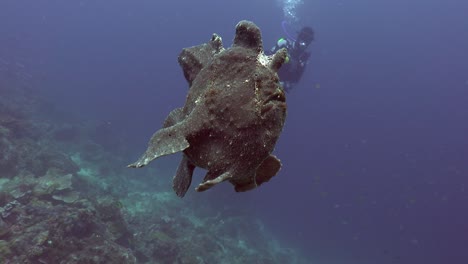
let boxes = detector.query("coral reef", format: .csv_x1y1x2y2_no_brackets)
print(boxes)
124,192,304,263
0,23,309,264
0,172,134,263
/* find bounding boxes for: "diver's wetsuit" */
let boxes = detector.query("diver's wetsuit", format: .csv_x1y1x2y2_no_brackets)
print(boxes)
270,38,311,92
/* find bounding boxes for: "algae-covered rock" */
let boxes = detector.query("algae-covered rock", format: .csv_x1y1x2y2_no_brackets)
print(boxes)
34,169,73,196
30,150,79,177
52,191,80,204
0,218,11,238
0,239,12,258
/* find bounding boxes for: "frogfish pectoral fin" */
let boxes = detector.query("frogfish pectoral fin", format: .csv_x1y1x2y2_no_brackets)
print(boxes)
234,155,281,192
173,154,195,197
254,154,281,186
128,124,189,168
195,170,233,192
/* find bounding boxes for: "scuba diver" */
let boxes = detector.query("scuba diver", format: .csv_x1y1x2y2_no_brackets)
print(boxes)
270,24,315,92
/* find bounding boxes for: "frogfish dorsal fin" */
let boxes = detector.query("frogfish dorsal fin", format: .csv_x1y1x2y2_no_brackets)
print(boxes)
233,20,263,53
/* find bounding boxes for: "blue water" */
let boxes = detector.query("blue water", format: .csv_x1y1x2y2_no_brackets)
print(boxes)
1,0,467,263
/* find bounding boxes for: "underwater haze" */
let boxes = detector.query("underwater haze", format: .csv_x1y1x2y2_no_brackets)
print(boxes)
1,0,467,263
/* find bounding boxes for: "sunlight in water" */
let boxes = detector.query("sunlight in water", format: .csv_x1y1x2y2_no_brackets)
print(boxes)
279,0,304,23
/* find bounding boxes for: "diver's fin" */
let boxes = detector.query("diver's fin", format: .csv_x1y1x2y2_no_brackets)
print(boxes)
196,170,232,192
173,154,195,197
128,124,189,168
163,107,185,128
234,155,281,192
